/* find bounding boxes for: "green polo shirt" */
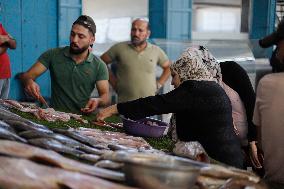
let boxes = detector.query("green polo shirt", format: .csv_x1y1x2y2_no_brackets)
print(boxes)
106,41,169,102
38,46,108,113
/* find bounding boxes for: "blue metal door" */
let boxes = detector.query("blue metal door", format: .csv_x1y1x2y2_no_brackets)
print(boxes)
58,0,81,46
167,0,192,39
149,0,192,40
0,0,57,100
149,0,168,39
250,0,276,58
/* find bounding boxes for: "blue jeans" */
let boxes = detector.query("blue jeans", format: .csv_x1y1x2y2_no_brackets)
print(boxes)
0,78,10,99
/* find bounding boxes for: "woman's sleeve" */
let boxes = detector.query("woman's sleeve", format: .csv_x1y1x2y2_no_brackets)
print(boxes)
117,83,192,120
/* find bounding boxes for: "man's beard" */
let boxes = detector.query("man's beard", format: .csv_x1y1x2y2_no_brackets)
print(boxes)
131,37,146,46
70,43,89,54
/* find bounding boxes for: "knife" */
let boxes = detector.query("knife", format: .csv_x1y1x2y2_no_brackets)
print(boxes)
38,95,50,108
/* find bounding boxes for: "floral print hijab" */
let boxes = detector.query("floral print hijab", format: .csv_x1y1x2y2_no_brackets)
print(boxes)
170,45,222,84
169,46,222,142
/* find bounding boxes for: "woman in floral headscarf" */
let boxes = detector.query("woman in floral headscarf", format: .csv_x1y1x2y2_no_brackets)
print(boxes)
96,46,243,168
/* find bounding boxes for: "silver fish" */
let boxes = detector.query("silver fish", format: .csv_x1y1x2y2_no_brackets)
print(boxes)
18,130,53,139
108,144,138,152
0,156,131,189
4,120,52,133
52,128,100,147
79,154,100,163
0,126,27,143
0,120,16,133
28,137,84,157
0,140,125,181
95,160,123,170
19,130,110,156
0,108,26,121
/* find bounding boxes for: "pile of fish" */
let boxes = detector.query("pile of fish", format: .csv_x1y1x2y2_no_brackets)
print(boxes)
0,105,263,189
0,107,135,188
73,127,152,150
0,99,88,123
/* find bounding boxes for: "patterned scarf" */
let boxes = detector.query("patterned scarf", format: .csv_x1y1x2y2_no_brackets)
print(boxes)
169,45,222,142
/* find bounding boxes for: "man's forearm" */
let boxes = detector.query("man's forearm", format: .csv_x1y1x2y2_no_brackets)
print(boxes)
19,73,35,86
157,67,171,85
0,46,7,55
108,68,117,91
97,93,110,107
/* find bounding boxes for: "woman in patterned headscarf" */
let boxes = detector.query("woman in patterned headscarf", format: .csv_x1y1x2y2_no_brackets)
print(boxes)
96,46,243,168
170,46,248,144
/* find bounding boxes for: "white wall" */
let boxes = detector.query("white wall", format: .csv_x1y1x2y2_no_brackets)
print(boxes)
194,0,241,6
82,0,148,54
83,0,148,19
193,6,241,32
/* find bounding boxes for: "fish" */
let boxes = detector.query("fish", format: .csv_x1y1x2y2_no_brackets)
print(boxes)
79,154,100,163
0,156,133,189
4,119,52,133
0,127,27,143
108,144,138,152
219,178,267,189
196,175,227,188
28,137,84,157
0,107,26,121
78,145,112,156
19,130,81,146
0,140,125,181
46,133,113,156
19,130,111,156
200,164,260,183
95,160,124,170
52,128,100,147
18,130,54,139
75,127,151,149
0,120,16,133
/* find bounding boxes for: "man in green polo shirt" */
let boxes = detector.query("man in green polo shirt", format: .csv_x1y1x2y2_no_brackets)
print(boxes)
20,15,109,113
101,18,170,103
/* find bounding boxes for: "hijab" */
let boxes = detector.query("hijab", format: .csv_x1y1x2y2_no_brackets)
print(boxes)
170,45,222,83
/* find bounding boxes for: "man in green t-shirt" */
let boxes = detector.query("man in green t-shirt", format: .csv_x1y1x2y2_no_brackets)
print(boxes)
101,18,171,103
20,15,109,113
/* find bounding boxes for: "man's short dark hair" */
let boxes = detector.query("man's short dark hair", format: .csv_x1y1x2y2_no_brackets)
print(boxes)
73,15,96,35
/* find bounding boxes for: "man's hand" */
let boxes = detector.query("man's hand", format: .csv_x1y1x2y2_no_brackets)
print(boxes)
19,61,47,99
0,34,9,45
24,79,41,99
81,98,100,113
155,81,163,94
276,40,284,63
95,104,118,121
0,34,16,49
249,141,263,169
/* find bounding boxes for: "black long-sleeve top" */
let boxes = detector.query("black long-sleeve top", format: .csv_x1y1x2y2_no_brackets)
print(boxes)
220,61,257,142
117,80,243,168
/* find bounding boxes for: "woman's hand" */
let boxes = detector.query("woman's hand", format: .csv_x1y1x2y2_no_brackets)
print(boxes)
249,141,263,168
95,104,118,121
